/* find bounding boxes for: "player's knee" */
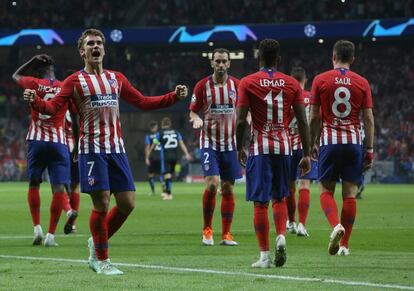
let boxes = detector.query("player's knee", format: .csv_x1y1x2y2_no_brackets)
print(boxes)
29,180,40,188
221,181,234,196
206,182,218,194
51,184,65,193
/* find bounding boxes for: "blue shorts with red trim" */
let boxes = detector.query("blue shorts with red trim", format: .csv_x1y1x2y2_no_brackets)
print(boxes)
27,140,70,185
318,144,362,184
290,149,318,181
246,154,291,202
200,148,242,181
79,153,135,193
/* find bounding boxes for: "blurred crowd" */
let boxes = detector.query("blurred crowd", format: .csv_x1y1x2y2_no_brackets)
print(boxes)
1,0,412,29
0,42,412,181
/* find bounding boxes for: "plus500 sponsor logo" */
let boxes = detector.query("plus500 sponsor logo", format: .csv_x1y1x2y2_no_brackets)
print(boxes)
90,94,118,108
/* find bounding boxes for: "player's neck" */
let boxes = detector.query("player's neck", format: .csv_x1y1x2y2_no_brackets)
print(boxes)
333,62,350,70
84,63,104,75
213,73,228,85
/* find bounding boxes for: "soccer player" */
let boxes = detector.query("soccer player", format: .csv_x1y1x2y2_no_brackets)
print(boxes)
151,117,191,200
24,29,188,275
236,39,311,268
189,48,242,246
309,40,375,256
286,67,317,237
144,120,163,196
13,54,77,246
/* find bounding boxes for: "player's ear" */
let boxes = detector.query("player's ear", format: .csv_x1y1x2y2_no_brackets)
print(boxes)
210,59,214,68
350,56,355,65
79,48,85,59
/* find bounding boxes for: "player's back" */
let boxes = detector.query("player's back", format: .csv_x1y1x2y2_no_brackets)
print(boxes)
158,128,182,160
16,76,67,144
311,68,372,145
238,69,302,156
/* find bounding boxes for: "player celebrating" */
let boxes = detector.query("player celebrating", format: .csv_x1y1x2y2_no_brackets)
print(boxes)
149,117,191,200
24,29,188,275
236,39,311,268
144,120,163,196
13,54,77,246
309,40,375,256
189,48,242,246
286,67,317,237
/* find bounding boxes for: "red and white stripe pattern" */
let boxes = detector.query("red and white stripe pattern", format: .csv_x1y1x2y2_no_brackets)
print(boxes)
288,90,311,151
77,71,125,154
250,128,291,156
26,121,66,144
320,122,362,146
64,111,75,152
199,77,237,151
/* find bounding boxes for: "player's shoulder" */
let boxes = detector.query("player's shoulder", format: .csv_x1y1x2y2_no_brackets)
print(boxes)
195,76,211,87
228,75,240,83
348,70,370,84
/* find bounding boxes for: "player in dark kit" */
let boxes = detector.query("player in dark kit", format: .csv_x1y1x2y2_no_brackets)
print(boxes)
13,54,77,246
309,40,375,256
144,121,163,195
236,39,311,268
24,29,188,275
150,117,191,200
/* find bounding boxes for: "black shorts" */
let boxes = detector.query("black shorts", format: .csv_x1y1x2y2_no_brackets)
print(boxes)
162,159,177,175
148,160,161,174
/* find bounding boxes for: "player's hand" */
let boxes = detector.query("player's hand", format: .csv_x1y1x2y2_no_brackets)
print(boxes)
145,158,150,166
299,156,311,177
185,153,193,161
363,149,374,171
311,144,319,161
72,145,79,162
189,116,203,129
33,54,53,65
175,85,188,100
23,89,36,103
237,149,247,167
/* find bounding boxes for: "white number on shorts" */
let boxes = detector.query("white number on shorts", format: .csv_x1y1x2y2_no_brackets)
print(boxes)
87,161,95,176
332,87,351,118
203,152,210,164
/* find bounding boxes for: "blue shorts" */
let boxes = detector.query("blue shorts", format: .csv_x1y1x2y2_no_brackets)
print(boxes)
318,144,363,184
200,148,242,181
290,149,318,181
246,154,291,202
79,153,135,193
69,151,80,184
27,140,70,185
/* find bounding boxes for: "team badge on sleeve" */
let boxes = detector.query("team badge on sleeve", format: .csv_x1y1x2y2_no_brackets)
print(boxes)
191,94,197,103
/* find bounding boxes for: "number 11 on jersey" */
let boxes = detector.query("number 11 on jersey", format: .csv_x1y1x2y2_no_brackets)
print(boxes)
264,90,283,124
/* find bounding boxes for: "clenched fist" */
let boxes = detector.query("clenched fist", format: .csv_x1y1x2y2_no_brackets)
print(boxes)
175,85,188,100
23,89,36,103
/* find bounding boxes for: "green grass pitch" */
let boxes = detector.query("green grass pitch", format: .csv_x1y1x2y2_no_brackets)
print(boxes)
0,182,413,290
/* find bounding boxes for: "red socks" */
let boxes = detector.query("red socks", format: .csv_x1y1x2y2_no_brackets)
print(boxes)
48,192,65,234
221,190,235,236
90,210,108,261
253,203,269,251
340,197,356,248
298,188,310,225
320,191,339,228
70,192,80,212
61,194,72,213
286,188,296,222
272,199,287,236
28,188,40,226
202,188,216,230
107,206,129,239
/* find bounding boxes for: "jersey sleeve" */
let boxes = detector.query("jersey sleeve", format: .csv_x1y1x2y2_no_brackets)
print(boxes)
189,81,204,113
310,76,321,105
145,135,151,145
31,75,73,115
362,79,373,109
176,131,183,141
236,78,250,108
16,76,39,89
292,80,304,105
118,72,178,110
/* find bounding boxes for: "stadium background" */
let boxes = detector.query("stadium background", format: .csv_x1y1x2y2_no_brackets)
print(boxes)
0,0,413,183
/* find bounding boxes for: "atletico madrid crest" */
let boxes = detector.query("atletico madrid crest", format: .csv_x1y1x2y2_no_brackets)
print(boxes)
88,177,95,186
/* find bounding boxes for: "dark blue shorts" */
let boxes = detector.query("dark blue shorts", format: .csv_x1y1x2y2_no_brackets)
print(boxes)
200,148,242,181
290,149,318,181
69,151,80,184
318,144,363,184
78,153,135,193
246,154,291,202
27,141,70,185
148,159,161,174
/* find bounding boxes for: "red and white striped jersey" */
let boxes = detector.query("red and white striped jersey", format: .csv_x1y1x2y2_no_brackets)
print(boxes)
190,75,239,151
238,69,303,156
288,89,311,150
17,76,67,144
31,69,179,154
64,111,75,152
310,68,372,146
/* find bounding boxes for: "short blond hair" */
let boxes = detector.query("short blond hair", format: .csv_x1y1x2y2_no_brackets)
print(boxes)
77,28,106,50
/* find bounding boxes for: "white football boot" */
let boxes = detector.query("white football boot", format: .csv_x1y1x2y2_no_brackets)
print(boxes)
328,224,345,255
33,225,43,245
275,235,287,267
337,246,350,256
97,259,124,275
43,233,58,247
296,223,309,237
251,251,272,268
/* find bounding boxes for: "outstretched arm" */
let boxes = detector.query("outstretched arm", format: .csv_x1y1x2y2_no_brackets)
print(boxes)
179,140,192,161
120,74,187,110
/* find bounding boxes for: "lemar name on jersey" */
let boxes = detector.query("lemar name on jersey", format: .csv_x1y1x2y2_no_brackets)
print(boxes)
90,93,118,108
